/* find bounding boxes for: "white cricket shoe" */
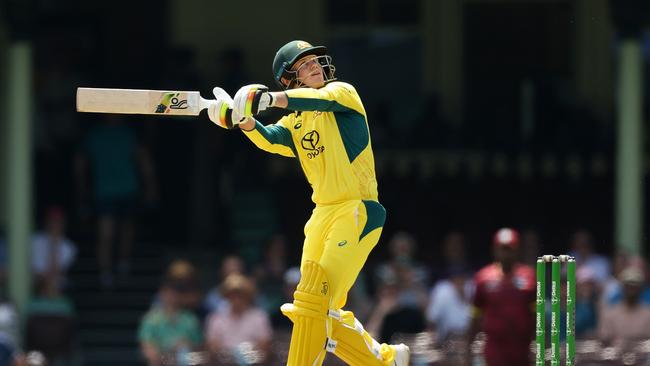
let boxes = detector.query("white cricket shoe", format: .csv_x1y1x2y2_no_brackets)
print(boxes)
393,343,410,366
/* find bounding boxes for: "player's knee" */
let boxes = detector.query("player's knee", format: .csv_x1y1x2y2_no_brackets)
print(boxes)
296,260,330,297
282,261,331,321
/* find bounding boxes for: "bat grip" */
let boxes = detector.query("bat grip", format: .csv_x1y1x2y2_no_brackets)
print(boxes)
199,97,218,112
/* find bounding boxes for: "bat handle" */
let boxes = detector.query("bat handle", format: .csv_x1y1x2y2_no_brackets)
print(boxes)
199,97,218,112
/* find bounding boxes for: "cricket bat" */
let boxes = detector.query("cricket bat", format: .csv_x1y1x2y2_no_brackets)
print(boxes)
76,87,232,116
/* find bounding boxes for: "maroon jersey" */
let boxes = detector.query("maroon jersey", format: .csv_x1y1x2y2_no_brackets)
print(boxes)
473,263,535,365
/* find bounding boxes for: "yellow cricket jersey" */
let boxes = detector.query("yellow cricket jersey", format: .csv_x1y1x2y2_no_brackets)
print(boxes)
243,81,378,205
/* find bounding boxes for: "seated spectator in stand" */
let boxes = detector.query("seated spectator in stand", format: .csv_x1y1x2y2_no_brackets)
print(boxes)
150,260,206,323
375,231,428,310
601,251,631,307
426,266,473,342
165,260,205,323
25,276,76,366
205,274,272,364
598,266,650,349
519,227,541,266
204,255,245,315
0,299,22,366
602,255,650,306
575,267,599,339
367,266,427,344
253,234,288,314
432,231,470,283
269,267,300,332
138,275,203,366
569,229,610,285
31,207,77,290
0,238,6,296
345,269,373,323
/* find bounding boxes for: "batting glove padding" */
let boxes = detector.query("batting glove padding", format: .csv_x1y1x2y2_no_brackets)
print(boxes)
233,84,273,119
208,87,237,129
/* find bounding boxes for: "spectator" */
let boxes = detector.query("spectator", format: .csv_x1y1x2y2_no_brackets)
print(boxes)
569,229,610,285
598,266,650,349
519,227,541,266
26,276,75,319
31,207,76,290
0,236,7,295
375,231,428,309
432,231,470,283
204,255,245,314
164,260,205,323
25,276,76,366
344,270,374,323
426,266,473,342
466,228,535,366
75,115,157,288
138,276,203,366
269,267,300,332
205,274,272,364
253,234,288,314
366,266,427,343
601,250,631,307
575,267,599,339
0,299,22,366
602,255,650,306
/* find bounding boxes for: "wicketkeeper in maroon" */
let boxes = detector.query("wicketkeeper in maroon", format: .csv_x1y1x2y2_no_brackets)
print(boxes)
467,228,536,366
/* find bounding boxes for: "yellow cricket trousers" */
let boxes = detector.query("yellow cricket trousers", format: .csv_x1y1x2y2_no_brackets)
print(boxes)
301,199,386,309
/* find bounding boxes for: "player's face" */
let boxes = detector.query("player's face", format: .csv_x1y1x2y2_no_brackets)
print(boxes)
495,245,517,266
293,55,325,88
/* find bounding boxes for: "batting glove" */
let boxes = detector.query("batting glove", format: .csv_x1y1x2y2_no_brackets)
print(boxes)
232,84,273,119
208,87,237,129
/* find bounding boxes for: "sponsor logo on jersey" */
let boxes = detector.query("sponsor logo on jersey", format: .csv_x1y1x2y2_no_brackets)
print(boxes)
301,130,325,159
337,240,348,247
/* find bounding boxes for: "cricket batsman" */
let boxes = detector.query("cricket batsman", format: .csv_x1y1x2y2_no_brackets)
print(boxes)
207,40,410,366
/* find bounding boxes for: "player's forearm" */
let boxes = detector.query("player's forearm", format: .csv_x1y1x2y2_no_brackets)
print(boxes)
241,120,296,158
141,342,161,366
238,117,256,131
274,87,351,112
270,92,288,108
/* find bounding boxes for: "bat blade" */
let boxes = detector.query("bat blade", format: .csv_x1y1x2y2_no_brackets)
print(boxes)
76,87,209,116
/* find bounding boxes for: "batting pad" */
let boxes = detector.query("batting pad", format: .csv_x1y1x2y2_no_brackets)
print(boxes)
329,309,396,366
281,260,331,366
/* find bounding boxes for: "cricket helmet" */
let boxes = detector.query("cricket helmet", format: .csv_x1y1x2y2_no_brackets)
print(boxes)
272,40,336,89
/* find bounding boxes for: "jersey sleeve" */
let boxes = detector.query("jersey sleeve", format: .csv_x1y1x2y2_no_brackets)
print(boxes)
285,82,364,115
242,116,297,158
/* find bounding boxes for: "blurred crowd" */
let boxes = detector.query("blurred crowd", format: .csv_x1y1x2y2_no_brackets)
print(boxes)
3,209,650,365
134,229,650,365
0,34,645,366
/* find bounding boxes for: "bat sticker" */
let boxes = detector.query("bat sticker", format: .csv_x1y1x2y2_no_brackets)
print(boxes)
155,93,188,113
170,97,188,109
